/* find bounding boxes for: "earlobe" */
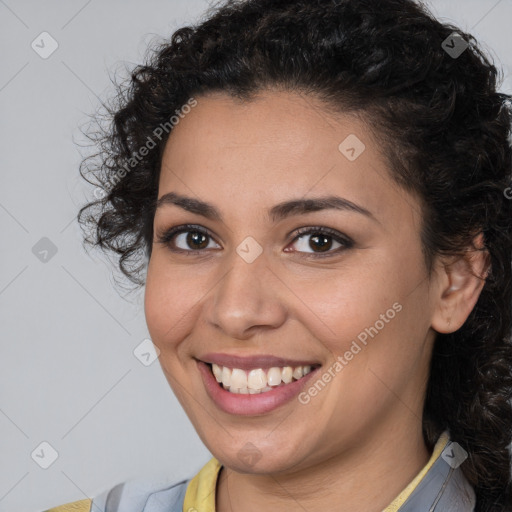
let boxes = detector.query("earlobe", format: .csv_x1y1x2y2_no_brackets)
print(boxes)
431,233,490,334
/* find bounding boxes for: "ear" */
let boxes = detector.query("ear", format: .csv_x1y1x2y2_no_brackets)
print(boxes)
431,233,490,334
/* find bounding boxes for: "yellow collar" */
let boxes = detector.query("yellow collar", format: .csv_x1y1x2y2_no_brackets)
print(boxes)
182,432,449,512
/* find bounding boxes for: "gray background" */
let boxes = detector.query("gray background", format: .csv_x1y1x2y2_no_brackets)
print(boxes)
0,1,510,511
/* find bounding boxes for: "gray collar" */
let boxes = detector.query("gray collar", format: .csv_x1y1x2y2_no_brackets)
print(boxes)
398,440,475,511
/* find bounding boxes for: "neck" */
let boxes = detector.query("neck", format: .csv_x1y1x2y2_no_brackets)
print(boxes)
216,422,431,512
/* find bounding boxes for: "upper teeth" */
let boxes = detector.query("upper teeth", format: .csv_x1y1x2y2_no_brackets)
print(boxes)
211,364,313,394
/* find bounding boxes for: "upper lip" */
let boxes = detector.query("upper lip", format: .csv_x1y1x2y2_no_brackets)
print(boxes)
198,352,321,371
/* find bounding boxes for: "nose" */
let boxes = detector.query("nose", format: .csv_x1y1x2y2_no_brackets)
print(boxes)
204,249,287,340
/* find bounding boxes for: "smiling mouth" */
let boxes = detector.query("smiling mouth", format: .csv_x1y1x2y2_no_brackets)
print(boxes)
206,362,320,394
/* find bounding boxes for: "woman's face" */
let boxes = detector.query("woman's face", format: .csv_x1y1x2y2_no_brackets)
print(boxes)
145,90,439,474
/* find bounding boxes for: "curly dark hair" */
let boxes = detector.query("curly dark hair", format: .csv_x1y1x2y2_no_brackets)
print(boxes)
77,0,512,509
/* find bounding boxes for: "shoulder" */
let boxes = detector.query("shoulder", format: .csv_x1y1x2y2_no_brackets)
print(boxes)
44,500,91,512
43,474,191,512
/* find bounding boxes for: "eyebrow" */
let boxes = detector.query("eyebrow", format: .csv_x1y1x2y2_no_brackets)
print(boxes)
155,191,378,223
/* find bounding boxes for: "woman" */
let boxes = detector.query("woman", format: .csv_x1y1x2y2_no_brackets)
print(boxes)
45,0,512,510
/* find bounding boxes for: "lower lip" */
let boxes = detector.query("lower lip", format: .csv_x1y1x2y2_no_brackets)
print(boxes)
197,360,320,415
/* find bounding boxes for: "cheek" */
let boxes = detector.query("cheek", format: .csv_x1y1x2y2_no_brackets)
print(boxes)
144,256,199,351
295,247,428,365
289,260,404,341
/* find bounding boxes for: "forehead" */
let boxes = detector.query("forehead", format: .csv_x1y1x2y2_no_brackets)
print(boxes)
158,90,421,230
162,90,372,171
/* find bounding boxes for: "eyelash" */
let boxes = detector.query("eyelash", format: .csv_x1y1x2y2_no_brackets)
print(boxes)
155,223,354,258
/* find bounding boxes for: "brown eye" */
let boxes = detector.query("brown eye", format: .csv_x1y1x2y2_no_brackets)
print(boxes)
287,227,353,257
184,231,210,250
156,225,220,253
307,234,333,252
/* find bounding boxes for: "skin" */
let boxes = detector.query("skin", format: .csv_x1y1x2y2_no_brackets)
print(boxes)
144,89,488,512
